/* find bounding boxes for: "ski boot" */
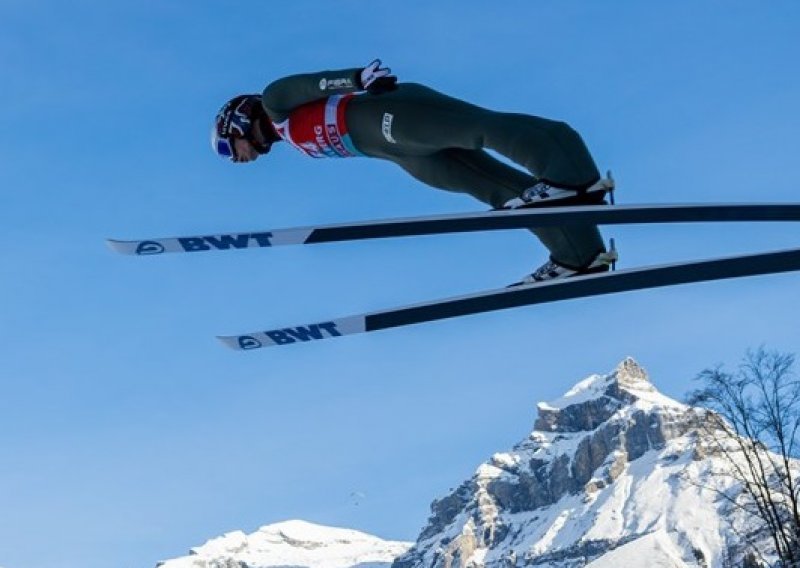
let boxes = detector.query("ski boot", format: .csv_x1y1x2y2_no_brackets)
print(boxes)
510,239,618,286
501,173,615,210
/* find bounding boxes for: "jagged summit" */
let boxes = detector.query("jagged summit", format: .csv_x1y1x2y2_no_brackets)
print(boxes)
534,358,684,434
615,356,649,384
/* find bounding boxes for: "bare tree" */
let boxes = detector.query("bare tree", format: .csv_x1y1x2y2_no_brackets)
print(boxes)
688,348,800,567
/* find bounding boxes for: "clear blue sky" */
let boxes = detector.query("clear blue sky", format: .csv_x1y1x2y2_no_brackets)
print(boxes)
2,2,800,567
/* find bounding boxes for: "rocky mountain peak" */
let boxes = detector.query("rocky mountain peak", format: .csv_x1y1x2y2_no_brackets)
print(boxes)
395,359,726,568
532,358,680,434
615,356,649,385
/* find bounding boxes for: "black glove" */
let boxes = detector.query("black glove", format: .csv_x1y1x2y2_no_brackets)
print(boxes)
359,59,398,95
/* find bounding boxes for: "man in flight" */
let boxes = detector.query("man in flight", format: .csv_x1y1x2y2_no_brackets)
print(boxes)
212,60,616,283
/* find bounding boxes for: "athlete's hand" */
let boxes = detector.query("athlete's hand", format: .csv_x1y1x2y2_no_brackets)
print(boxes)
360,59,397,95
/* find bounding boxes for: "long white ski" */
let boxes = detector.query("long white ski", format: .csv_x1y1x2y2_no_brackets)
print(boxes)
217,246,800,351
108,203,800,256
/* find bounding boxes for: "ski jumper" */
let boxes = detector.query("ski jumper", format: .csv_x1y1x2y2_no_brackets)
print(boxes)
262,68,606,269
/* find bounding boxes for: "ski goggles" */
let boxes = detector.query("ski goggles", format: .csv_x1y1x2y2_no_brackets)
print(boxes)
212,97,254,161
213,133,237,160
211,130,273,162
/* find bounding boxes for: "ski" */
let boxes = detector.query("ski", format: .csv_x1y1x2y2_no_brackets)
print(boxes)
108,203,800,256
217,246,800,351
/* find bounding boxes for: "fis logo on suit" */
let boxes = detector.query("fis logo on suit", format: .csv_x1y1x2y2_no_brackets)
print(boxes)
177,232,274,252
136,241,166,255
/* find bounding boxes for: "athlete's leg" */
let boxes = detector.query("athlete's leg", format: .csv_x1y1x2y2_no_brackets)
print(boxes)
349,84,601,189
480,112,601,190
393,148,532,209
392,150,606,268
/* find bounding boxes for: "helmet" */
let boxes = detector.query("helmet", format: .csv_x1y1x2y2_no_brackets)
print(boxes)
211,94,269,161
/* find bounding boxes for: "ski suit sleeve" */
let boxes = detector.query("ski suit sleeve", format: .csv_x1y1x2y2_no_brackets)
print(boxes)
261,68,363,122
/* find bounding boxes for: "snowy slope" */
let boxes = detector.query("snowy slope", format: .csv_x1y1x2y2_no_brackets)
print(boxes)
584,530,687,568
157,520,411,568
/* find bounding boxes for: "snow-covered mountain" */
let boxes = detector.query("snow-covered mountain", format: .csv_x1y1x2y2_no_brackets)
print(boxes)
159,359,772,568
394,358,765,568
157,519,412,568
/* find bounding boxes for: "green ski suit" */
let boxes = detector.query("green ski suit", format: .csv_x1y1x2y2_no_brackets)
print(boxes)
261,68,606,269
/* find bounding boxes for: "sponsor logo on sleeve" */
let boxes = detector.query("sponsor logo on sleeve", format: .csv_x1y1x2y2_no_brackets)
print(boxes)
321,77,354,91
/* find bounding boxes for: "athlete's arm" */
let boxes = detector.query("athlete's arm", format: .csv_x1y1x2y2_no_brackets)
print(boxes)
261,68,363,122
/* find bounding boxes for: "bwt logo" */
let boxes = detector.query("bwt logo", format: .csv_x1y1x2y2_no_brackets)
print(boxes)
264,322,342,345
177,232,274,252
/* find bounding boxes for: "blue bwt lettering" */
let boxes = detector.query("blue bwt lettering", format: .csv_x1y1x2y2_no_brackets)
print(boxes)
179,232,274,252
178,237,210,252
264,322,342,345
265,330,295,345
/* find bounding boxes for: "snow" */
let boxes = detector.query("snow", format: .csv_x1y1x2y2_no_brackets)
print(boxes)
538,361,686,414
159,520,411,568
538,374,611,411
585,530,688,568
625,383,688,413
489,452,518,469
471,439,736,567
534,508,573,553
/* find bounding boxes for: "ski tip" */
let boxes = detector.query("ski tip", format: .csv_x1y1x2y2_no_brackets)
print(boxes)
107,238,153,256
106,238,171,256
216,318,366,351
217,335,249,351
106,239,131,255
216,334,272,351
